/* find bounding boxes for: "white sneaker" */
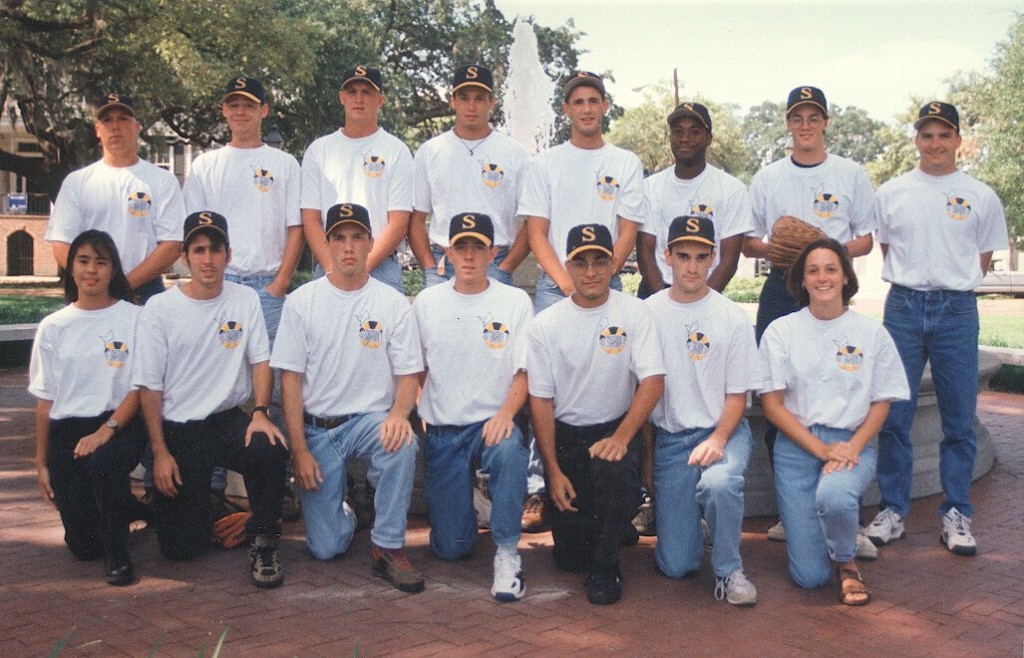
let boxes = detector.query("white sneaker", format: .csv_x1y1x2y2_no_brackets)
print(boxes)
767,520,786,541
714,569,757,606
855,527,878,560
941,508,977,556
865,508,905,546
491,550,525,601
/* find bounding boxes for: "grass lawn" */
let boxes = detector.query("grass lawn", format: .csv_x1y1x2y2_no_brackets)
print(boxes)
0,294,65,324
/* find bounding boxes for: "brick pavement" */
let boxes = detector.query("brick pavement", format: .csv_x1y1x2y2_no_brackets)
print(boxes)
0,367,1021,657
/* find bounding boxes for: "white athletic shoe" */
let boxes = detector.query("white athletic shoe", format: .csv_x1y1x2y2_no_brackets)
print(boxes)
865,508,905,546
491,550,526,602
855,527,878,560
714,569,757,606
941,508,977,556
767,520,786,541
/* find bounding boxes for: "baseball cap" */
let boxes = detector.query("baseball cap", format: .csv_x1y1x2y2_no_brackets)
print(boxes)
95,94,135,119
786,86,828,118
341,66,383,93
183,211,229,246
325,203,372,237
566,224,614,259
449,213,494,247
667,215,716,248
452,65,493,93
222,76,267,104
563,71,606,99
914,101,960,132
667,101,712,131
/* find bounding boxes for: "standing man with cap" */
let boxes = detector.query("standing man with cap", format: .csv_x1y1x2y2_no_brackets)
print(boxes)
411,65,531,287
528,224,665,605
183,76,303,521
301,66,413,293
645,215,761,606
866,102,1008,555
637,102,751,298
520,71,646,313
271,203,425,593
132,211,290,588
742,86,875,546
47,93,186,302
413,212,532,601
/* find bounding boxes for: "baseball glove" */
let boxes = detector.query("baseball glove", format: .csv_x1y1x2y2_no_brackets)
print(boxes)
213,511,252,549
767,215,827,270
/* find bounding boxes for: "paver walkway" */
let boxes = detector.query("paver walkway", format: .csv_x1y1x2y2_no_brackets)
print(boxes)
0,367,1021,656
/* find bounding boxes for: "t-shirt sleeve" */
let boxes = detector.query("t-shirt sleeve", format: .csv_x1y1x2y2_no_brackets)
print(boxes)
181,161,207,214
630,304,666,381
152,172,186,242
244,291,271,365
616,154,646,225
849,167,876,237
511,292,534,373
719,179,755,238
131,305,169,392
871,325,910,403
46,178,83,243
758,321,788,393
639,176,657,236
526,320,554,398
978,188,1010,254
412,144,433,214
388,143,414,213
269,293,308,373
27,321,57,400
387,298,424,376
748,172,768,238
285,156,303,227
300,142,323,212
874,190,891,244
517,156,550,219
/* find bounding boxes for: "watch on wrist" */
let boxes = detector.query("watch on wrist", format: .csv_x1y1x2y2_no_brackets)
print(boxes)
253,406,270,417
105,418,119,433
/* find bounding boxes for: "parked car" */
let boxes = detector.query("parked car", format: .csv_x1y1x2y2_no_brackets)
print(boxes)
977,269,1024,297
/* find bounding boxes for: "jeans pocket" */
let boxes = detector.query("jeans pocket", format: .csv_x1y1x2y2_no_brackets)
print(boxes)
945,294,977,316
884,289,910,314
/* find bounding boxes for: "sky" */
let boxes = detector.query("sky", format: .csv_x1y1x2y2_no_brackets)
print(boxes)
492,0,1024,122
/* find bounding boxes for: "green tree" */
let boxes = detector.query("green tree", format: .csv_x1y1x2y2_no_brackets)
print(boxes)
740,101,788,181
864,100,922,188
826,105,886,165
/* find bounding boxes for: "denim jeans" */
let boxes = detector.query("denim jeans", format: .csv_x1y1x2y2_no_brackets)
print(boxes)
314,255,405,294
300,412,417,558
423,245,513,288
773,426,876,589
653,420,752,579
548,417,641,573
877,284,979,518
153,407,288,561
423,421,528,559
134,277,166,305
47,414,147,560
533,271,623,314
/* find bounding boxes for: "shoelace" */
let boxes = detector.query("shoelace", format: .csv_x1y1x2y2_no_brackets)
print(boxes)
714,574,730,601
950,512,971,536
257,547,277,571
384,549,414,570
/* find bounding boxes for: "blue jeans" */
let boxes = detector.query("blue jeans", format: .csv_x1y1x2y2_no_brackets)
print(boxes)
533,271,623,314
774,426,876,589
877,285,979,518
423,421,528,559
423,245,513,287
300,413,417,558
314,255,405,294
654,420,752,579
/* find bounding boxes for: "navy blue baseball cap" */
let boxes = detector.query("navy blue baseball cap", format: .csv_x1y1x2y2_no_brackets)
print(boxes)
786,86,828,118
566,224,613,259
914,101,960,133
326,203,372,237
341,66,383,93
183,211,229,246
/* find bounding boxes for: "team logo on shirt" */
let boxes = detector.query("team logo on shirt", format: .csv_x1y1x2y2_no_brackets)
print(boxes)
595,174,619,202
363,153,385,178
812,185,839,219
481,163,504,188
688,200,714,220
126,191,152,218
480,313,510,349
356,313,383,349
218,321,244,349
684,322,711,362
833,339,863,372
253,167,274,192
100,333,130,369
598,321,627,355
944,192,971,221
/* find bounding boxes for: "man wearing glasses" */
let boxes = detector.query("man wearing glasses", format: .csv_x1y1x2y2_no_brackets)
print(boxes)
527,224,665,605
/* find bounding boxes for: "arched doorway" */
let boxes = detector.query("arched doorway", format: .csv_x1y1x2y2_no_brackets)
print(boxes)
7,230,34,275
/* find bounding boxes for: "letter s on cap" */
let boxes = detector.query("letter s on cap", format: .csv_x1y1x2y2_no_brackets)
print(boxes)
801,87,813,99
929,102,942,115
199,212,214,225
462,214,477,229
340,204,354,217
582,226,596,241
466,66,478,79
355,66,367,77
686,217,700,233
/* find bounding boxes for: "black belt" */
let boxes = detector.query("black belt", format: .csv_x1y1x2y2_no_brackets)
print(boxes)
303,412,353,430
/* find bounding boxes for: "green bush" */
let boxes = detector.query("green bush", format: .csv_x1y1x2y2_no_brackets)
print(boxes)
989,364,1024,393
723,277,765,303
0,295,65,324
620,272,640,296
403,268,425,297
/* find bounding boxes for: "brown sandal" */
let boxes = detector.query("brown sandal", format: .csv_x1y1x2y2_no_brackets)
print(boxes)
836,565,871,606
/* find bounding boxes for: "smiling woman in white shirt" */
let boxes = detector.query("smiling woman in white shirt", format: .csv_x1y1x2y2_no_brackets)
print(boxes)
758,238,909,606
29,230,146,587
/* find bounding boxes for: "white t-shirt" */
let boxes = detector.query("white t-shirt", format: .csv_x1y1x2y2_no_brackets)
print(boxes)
748,154,875,261
183,144,301,276
29,301,140,420
270,277,422,417
300,128,413,237
518,142,645,258
413,279,533,426
528,290,665,426
46,159,186,273
646,289,761,432
413,130,529,247
642,164,753,280
132,283,270,423
876,168,1009,291
760,308,909,431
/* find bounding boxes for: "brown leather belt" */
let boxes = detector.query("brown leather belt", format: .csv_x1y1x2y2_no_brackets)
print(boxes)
302,412,353,430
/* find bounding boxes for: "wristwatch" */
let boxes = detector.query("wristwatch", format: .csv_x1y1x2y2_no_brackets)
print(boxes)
106,418,119,433
253,406,271,417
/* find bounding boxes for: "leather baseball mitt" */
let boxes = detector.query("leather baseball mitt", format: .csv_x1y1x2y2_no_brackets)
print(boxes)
768,215,826,270
213,511,252,549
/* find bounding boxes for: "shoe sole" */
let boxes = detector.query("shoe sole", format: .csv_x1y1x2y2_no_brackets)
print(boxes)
252,575,284,589
372,565,425,593
727,598,757,607
492,589,525,602
941,536,977,556
866,529,904,547
107,572,136,586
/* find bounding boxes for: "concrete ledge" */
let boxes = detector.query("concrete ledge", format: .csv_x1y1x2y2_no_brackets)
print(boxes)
981,345,1024,367
0,323,37,342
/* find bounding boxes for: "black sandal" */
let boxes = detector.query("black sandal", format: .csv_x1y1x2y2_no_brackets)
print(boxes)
836,564,871,606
